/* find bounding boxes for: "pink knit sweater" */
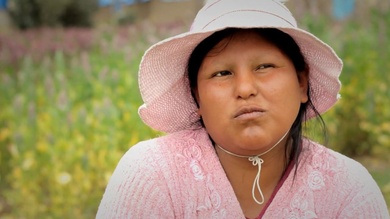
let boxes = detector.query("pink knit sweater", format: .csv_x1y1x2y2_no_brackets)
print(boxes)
97,129,389,218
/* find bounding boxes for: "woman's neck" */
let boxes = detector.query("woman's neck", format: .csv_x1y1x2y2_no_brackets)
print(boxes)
216,138,289,181
215,138,291,218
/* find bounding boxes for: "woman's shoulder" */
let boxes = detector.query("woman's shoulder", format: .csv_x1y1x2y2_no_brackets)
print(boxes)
100,128,239,218
120,128,216,181
295,139,380,204
126,128,210,160
97,128,216,218
105,129,204,185
300,139,368,174
289,139,389,218
268,139,389,218
299,139,372,183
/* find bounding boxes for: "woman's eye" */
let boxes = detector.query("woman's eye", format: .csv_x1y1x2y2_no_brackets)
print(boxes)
256,64,275,70
213,71,231,77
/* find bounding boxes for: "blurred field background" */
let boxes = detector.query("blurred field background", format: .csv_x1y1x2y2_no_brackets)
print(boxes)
0,0,389,218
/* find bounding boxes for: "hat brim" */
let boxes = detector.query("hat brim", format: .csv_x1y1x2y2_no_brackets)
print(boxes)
138,24,342,133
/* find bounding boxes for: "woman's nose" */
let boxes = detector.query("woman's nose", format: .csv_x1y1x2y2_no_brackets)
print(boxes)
235,70,258,99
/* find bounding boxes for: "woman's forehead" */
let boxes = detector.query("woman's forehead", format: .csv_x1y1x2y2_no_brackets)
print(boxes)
206,30,279,56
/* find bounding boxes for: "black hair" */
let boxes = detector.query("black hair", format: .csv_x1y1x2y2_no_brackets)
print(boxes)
187,28,326,173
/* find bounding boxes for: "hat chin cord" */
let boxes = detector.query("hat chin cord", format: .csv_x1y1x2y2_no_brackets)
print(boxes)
216,130,290,205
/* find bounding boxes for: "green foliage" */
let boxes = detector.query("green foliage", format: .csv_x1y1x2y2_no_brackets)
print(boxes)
8,0,98,29
302,10,390,159
0,24,169,218
117,12,137,26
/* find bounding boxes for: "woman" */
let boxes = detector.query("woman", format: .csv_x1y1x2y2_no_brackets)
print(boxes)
97,0,389,218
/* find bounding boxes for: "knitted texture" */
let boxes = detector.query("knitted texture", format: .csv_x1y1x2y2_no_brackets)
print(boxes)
97,129,389,218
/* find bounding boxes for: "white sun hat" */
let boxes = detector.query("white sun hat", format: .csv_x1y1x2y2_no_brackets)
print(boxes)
137,0,343,133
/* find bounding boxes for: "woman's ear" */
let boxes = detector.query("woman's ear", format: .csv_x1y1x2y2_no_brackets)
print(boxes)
298,69,309,103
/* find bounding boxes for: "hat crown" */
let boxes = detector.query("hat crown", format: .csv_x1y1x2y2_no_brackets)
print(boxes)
191,0,297,32
138,0,342,133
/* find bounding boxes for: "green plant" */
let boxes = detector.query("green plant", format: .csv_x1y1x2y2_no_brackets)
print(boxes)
0,24,167,218
302,9,390,159
8,0,98,29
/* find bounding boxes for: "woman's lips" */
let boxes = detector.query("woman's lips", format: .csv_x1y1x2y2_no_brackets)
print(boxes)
234,106,266,119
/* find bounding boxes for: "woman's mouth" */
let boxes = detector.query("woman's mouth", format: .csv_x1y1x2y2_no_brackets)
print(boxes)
234,106,266,119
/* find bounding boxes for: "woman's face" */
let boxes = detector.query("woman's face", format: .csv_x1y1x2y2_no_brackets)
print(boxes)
195,31,308,155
